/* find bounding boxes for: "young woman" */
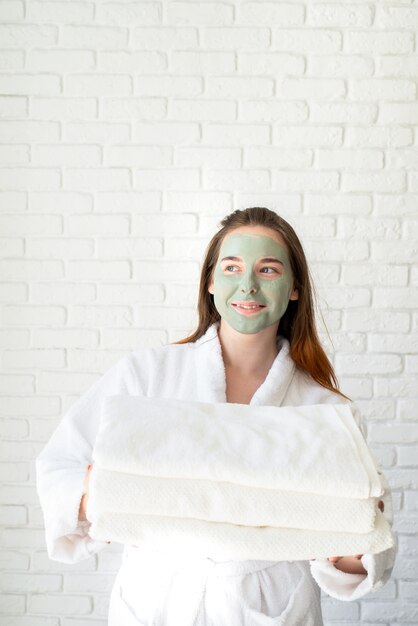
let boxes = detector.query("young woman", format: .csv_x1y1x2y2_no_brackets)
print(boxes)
36,207,396,626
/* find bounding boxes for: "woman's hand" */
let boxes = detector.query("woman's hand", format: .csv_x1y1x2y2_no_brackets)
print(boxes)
326,500,384,575
78,463,92,522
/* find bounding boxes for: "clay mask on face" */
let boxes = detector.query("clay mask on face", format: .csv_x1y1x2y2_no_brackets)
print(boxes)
210,233,295,335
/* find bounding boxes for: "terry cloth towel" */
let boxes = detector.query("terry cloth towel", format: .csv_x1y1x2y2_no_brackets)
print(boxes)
87,466,378,534
93,396,383,498
89,509,393,562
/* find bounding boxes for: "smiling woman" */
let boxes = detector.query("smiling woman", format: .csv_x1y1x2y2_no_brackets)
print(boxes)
36,207,396,626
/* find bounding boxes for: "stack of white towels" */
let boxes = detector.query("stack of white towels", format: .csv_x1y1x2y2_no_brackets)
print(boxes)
87,396,394,561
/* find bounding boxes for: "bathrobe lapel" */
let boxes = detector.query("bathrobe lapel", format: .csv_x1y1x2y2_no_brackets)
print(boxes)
195,322,296,407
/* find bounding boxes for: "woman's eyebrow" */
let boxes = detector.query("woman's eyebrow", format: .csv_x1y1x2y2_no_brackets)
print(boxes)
220,255,284,266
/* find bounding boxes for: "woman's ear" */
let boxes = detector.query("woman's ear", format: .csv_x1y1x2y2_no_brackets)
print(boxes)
289,287,298,301
208,280,214,295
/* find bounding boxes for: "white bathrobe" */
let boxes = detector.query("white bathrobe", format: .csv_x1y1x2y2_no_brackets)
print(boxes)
36,322,396,626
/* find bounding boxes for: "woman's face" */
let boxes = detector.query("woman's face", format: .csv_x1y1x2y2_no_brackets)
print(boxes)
208,226,298,335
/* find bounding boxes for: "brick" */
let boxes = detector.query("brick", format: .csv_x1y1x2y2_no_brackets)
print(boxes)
238,52,304,76
63,122,129,143
99,50,166,73
175,147,241,168
342,171,405,192
134,260,198,283
0,51,24,70
0,24,58,47
96,2,161,25
244,147,311,168
28,238,94,259
0,594,26,614
0,214,62,236
30,191,93,213
133,122,200,145
380,103,418,125
2,306,65,327
372,240,418,263
168,2,234,25
102,97,166,120
376,6,418,28
319,286,370,308
133,213,197,236
169,99,237,121
377,377,416,398
0,238,24,255
133,168,200,190
369,334,418,353
33,145,101,166
66,74,131,96
404,491,418,511
202,123,268,146
106,145,171,167
0,283,27,303
66,349,127,373
405,354,418,373
307,4,372,27
3,350,66,369
165,237,209,260
61,25,128,48
0,1,24,20
204,169,270,192
131,27,198,49
32,328,98,349
273,171,339,192
26,2,94,22
237,2,304,25
0,168,60,190
0,505,27,525
345,31,414,54
0,121,59,142
27,50,95,72
374,287,418,308
310,102,376,124
277,78,345,100
0,329,30,349
66,261,130,281
66,215,129,236
134,75,202,97
165,283,199,305
0,96,27,118
96,191,161,213
398,446,418,466
343,311,409,333
29,593,92,614
164,191,231,214
362,602,418,623
339,217,401,239
202,27,270,50
69,306,132,328
335,354,402,375
101,328,166,349
0,145,29,164
272,29,341,53
97,283,164,304
350,79,416,102
135,305,197,329
317,149,383,170
272,126,342,147
64,168,130,190
206,76,274,98
0,260,63,281
305,193,371,215
240,100,307,123
346,126,412,148
0,396,59,417
30,97,97,121
369,424,418,444
341,264,408,286
0,573,61,593
171,51,235,74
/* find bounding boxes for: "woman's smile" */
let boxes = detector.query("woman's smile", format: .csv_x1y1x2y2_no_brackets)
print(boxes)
231,301,267,315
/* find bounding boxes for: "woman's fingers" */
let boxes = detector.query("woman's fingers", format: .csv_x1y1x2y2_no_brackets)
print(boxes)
327,556,341,563
378,499,385,512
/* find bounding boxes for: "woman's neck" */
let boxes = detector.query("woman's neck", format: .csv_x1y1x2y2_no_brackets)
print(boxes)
217,320,280,375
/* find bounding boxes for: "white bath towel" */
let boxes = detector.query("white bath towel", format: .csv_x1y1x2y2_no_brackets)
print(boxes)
87,466,378,534
93,396,383,499
89,509,393,562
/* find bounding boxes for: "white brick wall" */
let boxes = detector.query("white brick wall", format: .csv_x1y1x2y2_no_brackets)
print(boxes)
0,1,417,624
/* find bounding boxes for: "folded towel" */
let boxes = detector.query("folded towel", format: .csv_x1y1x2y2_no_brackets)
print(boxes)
89,509,393,562
94,396,383,498
87,466,378,534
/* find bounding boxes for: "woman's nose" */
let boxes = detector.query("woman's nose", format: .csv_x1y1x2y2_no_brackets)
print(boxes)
239,272,258,293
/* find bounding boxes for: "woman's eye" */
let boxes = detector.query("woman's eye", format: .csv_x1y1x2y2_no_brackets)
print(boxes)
260,267,278,274
225,265,239,272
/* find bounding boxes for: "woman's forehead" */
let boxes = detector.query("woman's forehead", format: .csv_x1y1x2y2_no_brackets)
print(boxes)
220,229,289,255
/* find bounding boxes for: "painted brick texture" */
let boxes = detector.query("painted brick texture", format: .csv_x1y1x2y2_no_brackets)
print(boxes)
0,1,417,624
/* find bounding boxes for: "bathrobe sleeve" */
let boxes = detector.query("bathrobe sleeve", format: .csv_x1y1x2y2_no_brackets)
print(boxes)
309,403,397,600
35,354,141,564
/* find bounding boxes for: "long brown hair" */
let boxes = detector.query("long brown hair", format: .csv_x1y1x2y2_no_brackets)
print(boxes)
174,207,348,399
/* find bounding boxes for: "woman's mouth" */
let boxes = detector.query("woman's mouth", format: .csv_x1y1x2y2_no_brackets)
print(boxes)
231,302,266,315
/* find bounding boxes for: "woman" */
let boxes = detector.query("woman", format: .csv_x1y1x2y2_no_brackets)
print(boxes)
36,207,396,626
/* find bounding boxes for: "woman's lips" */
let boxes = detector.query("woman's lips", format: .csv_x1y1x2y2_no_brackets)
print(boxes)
231,302,266,315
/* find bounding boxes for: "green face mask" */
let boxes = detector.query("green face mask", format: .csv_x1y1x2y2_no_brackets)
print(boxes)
210,233,296,335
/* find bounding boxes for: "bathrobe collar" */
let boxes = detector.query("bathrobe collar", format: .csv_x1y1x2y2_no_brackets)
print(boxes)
195,322,296,407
